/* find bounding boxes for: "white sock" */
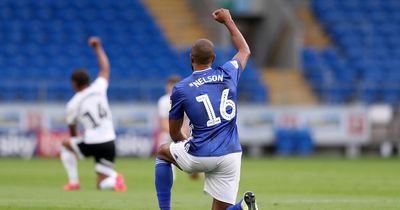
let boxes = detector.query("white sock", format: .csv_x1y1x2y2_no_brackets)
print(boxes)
60,146,79,184
99,176,117,190
95,163,117,177
95,163,118,190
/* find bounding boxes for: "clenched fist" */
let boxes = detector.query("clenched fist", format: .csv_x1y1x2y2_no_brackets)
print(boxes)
88,36,101,48
212,8,232,24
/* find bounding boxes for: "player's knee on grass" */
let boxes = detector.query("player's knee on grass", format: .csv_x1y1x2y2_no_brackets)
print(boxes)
96,173,108,189
95,163,117,190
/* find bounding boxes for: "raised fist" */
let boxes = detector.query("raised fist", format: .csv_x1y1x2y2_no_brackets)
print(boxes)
88,36,101,48
212,8,232,24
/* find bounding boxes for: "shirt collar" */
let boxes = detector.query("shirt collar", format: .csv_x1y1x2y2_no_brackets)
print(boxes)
192,67,212,74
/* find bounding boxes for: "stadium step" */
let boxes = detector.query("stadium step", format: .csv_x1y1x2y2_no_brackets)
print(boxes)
143,0,208,48
262,69,318,105
296,6,331,47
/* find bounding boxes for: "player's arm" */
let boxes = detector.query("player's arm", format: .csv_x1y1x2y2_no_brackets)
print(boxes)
213,8,251,69
169,119,188,142
68,124,78,137
88,37,110,81
66,104,78,138
169,86,188,142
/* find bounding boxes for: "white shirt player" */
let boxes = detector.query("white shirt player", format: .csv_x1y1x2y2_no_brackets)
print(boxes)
158,94,172,145
158,93,192,145
158,94,171,120
66,77,116,144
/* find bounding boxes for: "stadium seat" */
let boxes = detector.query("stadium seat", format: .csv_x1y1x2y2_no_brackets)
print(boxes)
303,1,400,105
0,0,267,103
275,128,296,156
302,0,400,105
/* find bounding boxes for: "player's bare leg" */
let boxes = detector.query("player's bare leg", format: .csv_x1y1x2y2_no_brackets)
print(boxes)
96,173,108,189
212,199,231,210
60,141,80,190
159,143,199,180
160,145,199,181
157,143,181,169
190,173,200,180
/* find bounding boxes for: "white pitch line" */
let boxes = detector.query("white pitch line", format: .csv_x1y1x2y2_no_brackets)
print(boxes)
270,198,400,204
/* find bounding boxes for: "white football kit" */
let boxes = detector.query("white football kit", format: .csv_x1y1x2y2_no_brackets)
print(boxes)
158,94,170,120
66,77,116,144
157,94,191,144
62,77,122,191
170,140,241,204
157,94,172,145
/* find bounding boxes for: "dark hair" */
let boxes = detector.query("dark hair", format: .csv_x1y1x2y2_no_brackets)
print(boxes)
190,39,215,65
71,69,90,88
167,75,182,85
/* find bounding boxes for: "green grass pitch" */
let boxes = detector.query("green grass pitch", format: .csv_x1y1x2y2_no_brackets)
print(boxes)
0,157,399,210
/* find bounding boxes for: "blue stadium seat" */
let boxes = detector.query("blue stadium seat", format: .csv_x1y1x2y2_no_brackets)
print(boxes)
305,0,400,105
382,85,400,106
0,0,267,103
296,128,314,156
46,83,73,101
275,128,296,156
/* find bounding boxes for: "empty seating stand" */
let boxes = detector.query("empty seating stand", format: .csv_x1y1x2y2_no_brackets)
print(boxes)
303,0,400,105
0,0,267,103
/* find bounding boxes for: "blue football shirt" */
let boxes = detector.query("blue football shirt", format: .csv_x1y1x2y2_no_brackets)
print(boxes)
169,59,243,157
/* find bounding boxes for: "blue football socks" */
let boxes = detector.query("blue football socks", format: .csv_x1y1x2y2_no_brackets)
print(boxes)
155,158,173,210
226,200,243,210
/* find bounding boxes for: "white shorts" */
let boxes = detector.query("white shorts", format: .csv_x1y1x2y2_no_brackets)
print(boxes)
170,140,242,204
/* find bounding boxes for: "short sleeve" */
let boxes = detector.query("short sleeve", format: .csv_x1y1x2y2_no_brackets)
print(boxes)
90,77,108,93
66,103,77,125
169,86,185,120
220,59,243,84
158,96,170,119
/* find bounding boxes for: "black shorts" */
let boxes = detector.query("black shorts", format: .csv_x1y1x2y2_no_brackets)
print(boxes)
77,140,116,165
